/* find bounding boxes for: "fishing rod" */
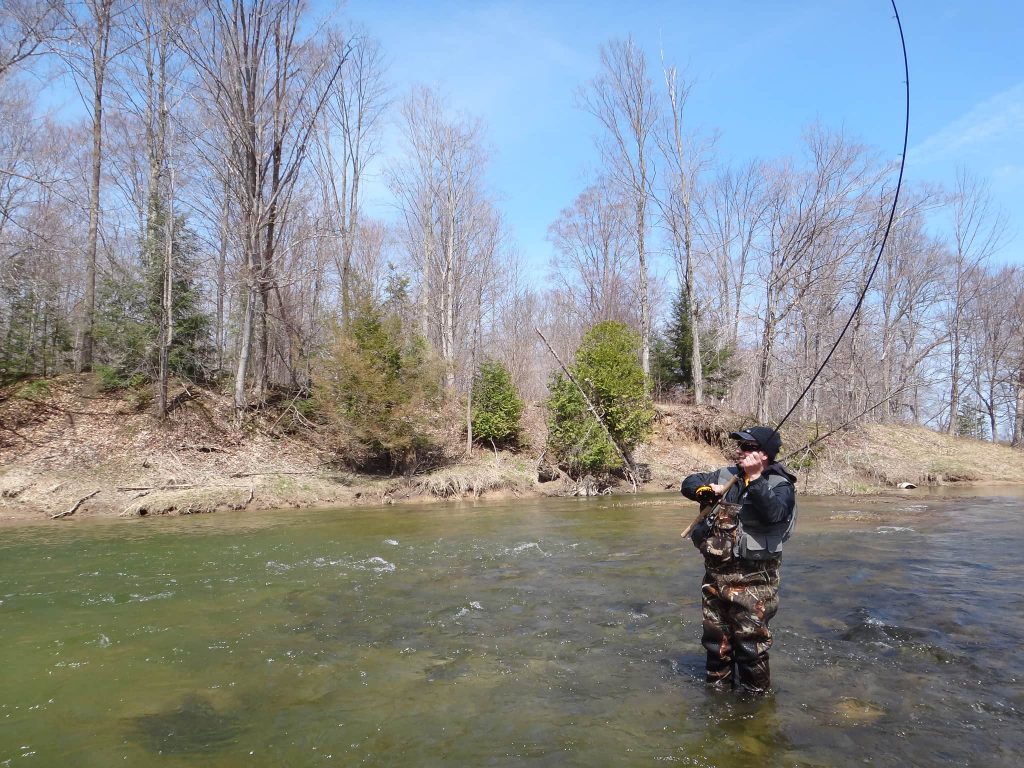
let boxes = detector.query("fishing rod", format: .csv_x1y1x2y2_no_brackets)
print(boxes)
682,2,910,538
770,0,910,440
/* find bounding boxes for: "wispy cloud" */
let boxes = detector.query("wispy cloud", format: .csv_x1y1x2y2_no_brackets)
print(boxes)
909,82,1024,167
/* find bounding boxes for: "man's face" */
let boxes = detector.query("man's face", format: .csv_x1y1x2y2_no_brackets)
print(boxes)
735,441,768,463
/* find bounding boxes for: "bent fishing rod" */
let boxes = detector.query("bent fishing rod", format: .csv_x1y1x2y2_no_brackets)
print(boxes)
682,1,910,539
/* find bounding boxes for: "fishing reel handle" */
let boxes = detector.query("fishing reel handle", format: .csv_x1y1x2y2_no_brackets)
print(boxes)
680,473,741,539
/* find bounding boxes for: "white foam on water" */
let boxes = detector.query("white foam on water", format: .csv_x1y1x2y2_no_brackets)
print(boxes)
507,542,550,557
384,539,399,546
356,557,395,573
129,591,175,602
877,526,915,534
470,601,483,610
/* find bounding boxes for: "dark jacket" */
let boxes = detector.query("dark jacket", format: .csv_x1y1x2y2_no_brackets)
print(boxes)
681,462,797,547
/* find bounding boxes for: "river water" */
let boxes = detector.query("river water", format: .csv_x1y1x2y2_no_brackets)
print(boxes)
1,489,1022,767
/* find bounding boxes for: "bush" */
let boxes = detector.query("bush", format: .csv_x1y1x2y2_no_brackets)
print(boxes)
547,321,654,477
471,359,524,449
94,363,148,393
313,302,444,474
14,380,52,401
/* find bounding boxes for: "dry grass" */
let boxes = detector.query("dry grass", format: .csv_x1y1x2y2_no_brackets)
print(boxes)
411,456,536,499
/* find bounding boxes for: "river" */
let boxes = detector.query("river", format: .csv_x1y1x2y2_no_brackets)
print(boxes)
1,488,1022,767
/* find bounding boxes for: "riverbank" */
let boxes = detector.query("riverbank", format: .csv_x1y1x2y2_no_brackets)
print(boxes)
3,374,1023,522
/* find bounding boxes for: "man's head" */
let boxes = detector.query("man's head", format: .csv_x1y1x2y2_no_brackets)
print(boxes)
729,426,781,461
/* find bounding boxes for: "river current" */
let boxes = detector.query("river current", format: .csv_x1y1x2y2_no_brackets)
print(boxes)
1,489,1022,766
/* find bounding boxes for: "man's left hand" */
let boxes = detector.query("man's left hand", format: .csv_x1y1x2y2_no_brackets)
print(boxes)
738,451,768,481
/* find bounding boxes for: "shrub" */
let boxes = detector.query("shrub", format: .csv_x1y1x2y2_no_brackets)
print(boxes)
313,302,444,474
546,321,654,477
471,359,524,449
94,363,148,393
14,380,52,401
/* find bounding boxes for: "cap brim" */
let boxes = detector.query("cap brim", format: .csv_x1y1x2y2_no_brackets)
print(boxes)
729,431,755,441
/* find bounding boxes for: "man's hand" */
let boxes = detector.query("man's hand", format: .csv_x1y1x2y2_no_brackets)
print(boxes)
738,451,768,481
695,484,724,506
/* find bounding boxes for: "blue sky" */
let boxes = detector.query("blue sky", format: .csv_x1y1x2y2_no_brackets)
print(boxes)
338,0,1024,278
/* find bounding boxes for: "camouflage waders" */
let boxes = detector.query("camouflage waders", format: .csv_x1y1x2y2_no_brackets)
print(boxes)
698,501,781,692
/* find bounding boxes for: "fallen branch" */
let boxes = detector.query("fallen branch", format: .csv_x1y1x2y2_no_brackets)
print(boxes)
116,484,198,491
227,470,349,479
52,490,100,520
165,388,193,415
229,470,305,478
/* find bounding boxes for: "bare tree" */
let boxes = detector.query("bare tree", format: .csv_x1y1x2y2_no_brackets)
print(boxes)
653,59,714,402
388,86,501,391
312,28,388,324
180,0,345,422
56,0,128,372
944,170,1007,434
0,0,63,79
698,161,769,349
869,194,947,422
752,129,881,422
546,182,636,333
579,37,657,376
965,265,1021,442
1011,276,1024,448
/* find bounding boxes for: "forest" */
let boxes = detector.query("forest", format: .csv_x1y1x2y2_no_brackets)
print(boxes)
2,0,1022,481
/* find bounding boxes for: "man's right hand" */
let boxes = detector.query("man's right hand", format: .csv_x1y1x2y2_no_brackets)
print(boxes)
695,485,722,506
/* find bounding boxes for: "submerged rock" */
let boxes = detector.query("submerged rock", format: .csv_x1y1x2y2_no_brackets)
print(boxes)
130,694,241,755
833,697,886,723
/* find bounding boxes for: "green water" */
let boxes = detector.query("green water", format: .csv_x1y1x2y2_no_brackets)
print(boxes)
2,492,1022,766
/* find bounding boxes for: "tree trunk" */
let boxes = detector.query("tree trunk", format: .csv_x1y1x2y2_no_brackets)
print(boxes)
158,191,173,418
234,280,257,424
756,299,776,423
637,196,650,379
216,178,228,372
78,64,105,373
947,323,961,435
1013,364,1024,448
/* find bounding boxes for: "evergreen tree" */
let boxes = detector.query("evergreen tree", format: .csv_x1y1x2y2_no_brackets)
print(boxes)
652,287,738,401
547,321,654,476
93,209,212,386
0,258,73,383
471,359,524,449
955,402,988,440
314,299,444,473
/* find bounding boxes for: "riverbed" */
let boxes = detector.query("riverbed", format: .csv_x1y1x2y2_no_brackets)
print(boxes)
2,490,1022,766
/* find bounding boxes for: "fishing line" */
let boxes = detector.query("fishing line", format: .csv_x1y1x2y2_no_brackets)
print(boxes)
771,0,909,437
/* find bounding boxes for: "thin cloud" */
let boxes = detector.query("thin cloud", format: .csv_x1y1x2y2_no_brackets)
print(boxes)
909,81,1024,167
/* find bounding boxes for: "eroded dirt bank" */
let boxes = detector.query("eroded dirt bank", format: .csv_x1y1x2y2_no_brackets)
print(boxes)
3,375,1023,523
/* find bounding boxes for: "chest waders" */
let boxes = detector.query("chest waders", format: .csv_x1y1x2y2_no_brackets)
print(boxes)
698,473,791,693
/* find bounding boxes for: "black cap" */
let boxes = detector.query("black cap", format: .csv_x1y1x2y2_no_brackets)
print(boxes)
729,426,782,460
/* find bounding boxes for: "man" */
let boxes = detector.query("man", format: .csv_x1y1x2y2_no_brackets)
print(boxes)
680,426,797,693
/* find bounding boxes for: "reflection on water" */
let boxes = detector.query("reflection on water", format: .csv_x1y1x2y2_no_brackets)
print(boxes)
1,491,1023,766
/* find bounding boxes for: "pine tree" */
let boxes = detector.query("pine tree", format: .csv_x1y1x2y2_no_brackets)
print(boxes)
547,321,654,476
93,209,211,386
652,287,738,401
471,359,524,449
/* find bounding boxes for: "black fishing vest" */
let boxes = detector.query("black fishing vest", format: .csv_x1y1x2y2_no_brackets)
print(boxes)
716,466,797,560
